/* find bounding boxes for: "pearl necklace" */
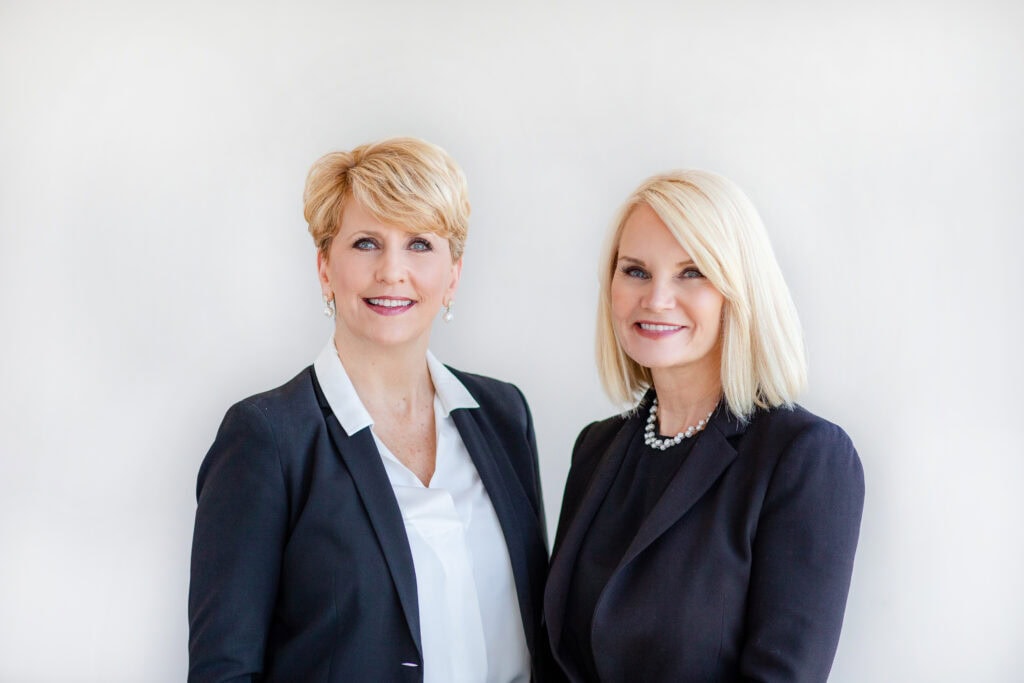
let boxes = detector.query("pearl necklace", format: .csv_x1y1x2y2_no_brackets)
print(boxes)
644,397,714,451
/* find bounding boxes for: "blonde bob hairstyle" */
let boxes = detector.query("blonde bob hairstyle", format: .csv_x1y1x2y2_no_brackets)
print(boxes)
303,137,470,261
596,170,807,421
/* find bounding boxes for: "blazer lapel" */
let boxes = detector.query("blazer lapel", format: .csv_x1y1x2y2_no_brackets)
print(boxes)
544,416,642,662
619,410,742,568
450,408,544,649
313,377,423,659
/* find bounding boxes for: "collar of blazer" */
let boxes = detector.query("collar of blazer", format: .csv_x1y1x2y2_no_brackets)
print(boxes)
449,405,542,652
545,394,747,660
311,369,424,656
309,366,543,663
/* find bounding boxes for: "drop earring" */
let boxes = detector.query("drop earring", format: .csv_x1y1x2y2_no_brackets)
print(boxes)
442,299,455,323
323,294,336,318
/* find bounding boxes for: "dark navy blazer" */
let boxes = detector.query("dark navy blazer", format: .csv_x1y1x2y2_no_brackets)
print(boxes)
545,399,865,683
188,366,553,682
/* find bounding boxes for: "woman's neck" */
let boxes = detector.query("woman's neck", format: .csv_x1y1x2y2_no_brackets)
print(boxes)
332,334,434,419
332,331,439,486
650,360,723,436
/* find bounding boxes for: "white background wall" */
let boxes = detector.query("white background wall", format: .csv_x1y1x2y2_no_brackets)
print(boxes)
2,1,1022,681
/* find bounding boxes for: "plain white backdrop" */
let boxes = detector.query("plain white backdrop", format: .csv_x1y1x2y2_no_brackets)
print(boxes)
2,1,1022,681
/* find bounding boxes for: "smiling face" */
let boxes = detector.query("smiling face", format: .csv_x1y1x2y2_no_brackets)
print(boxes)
318,198,461,353
610,203,725,381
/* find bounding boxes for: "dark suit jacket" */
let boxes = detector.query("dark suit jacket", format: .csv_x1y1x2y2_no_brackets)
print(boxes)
188,365,553,682
545,400,864,683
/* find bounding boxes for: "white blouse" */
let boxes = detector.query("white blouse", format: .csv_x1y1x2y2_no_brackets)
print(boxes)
313,339,530,683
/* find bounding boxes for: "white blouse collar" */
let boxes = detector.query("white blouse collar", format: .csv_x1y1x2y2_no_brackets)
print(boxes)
313,337,478,436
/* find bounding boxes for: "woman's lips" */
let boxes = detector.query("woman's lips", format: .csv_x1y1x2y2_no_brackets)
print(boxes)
634,321,684,339
364,297,415,316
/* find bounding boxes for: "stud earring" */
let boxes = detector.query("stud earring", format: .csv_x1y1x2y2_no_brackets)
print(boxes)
323,294,336,318
442,300,455,323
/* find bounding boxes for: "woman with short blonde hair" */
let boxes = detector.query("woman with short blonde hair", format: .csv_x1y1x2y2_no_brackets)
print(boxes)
546,169,864,682
190,137,554,682
304,137,471,260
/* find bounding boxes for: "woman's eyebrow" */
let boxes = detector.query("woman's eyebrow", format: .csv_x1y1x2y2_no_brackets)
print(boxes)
617,255,695,267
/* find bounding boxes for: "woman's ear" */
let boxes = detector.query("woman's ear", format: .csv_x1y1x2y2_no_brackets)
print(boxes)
317,251,331,297
446,256,463,298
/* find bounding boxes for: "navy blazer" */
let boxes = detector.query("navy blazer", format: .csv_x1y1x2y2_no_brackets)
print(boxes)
545,400,864,682
188,365,553,682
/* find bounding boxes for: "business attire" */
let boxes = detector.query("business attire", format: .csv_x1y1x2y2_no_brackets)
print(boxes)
545,393,864,682
189,340,552,682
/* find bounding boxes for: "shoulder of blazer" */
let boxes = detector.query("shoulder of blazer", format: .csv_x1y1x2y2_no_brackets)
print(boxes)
742,403,857,458
213,367,324,467
572,413,631,467
236,366,319,414
739,404,864,502
566,410,637,494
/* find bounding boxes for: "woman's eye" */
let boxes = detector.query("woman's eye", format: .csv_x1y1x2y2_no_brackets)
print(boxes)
681,267,704,279
621,266,650,279
408,237,433,252
353,238,378,251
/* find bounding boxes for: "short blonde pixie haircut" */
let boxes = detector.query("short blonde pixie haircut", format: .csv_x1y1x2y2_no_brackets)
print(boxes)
596,170,807,421
303,137,470,260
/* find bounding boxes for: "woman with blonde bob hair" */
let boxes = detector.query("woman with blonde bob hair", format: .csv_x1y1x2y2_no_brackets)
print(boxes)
189,137,554,682
545,170,864,682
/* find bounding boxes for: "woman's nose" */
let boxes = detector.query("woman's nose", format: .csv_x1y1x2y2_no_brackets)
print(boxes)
375,248,408,284
642,278,675,311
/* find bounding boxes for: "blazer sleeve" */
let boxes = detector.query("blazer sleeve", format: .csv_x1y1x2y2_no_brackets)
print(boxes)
551,417,623,555
550,421,597,554
739,420,865,682
515,384,549,549
188,401,289,683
